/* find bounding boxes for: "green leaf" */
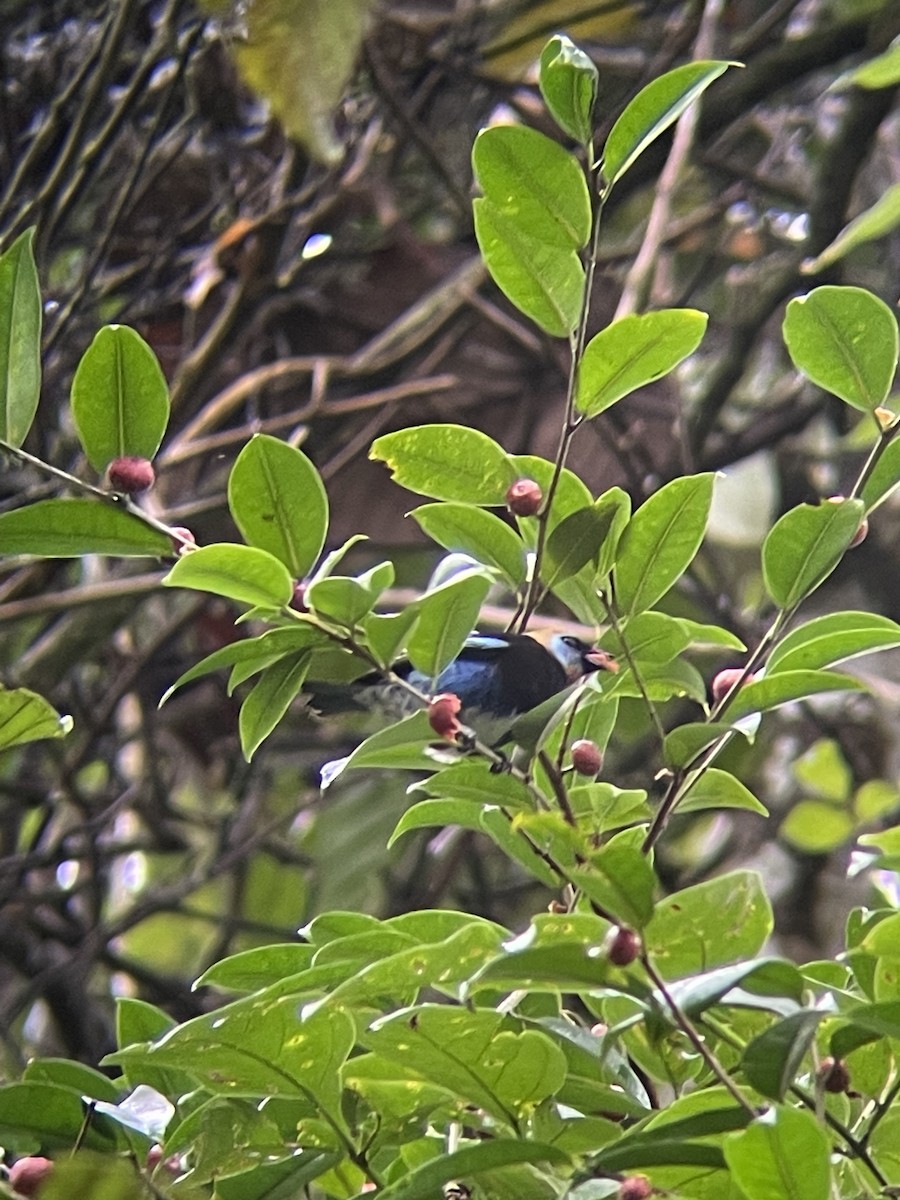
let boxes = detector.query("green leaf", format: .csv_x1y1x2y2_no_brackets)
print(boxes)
741,1011,825,1101
71,326,169,471
307,560,394,626
614,474,713,615
480,806,560,887
234,0,371,165
862,436,900,512
406,571,491,680
196,944,315,992
411,502,526,590
570,844,657,929
0,497,170,557
323,712,435,786
362,1005,567,1122
603,60,734,188
780,800,853,853
159,626,322,704
239,649,312,759
664,721,746,769
539,34,598,145
645,870,772,978
371,424,515,503
839,39,900,89
389,798,488,846
762,499,865,608
227,435,328,578
724,1105,830,1200
602,611,691,665
473,198,585,337
163,543,293,607
0,227,41,448
767,610,900,673
376,1140,569,1200
677,768,767,816
23,1059,120,1103
724,670,864,722
802,183,900,274
666,958,804,1018
472,124,591,249
576,309,708,417
411,758,536,809
0,1083,121,1151
783,285,898,412
542,503,616,590
831,1000,900,1060
363,606,419,667
0,688,71,752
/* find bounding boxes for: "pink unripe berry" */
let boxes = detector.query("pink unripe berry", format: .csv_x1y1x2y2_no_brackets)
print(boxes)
608,926,641,966
817,1056,851,1094
506,478,543,517
428,692,463,740
848,518,868,549
9,1157,54,1197
571,738,602,776
618,1176,653,1200
290,581,309,611
107,455,155,494
711,667,754,704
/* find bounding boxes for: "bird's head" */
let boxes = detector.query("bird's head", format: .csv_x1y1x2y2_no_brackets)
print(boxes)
542,632,619,682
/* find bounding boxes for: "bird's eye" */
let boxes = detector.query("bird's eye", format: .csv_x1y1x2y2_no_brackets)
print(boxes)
561,635,580,649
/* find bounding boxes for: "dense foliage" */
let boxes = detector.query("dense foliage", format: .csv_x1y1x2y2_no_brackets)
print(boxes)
1,3,900,1198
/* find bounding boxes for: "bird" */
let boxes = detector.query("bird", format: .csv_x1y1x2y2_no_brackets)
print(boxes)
310,631,616,748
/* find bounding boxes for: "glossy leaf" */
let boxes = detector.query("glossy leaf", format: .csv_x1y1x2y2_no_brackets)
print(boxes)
602,611,690,665
677,767,767,816
862,436,900,513
724,1105,830,1200
472,124,591,249
542,502,616,590
603,60,733,188
389,798,490,847
239,649,312,759
0,227,41,448
0,498,170,558
666,958,803,1018
664,721,745,769
411,502,526,589
767,610,900,673
802,183,900,274
0,688,71,752
376,1139,569,1200
646,870,772,978
570,844,657,929
576,309,707,417
234,0,371,164
723,669,863,722
159,626,322,704
164,543,293,607
228,435,328,578
371,424,515,503
539,34,598,144
474,198,585,337
307,560,394,627
362,1005,566,1121
71,325,169,471
406,571,491,680
783,285,898,412
196,944,315,993
762,498,864,608
614,474,713,615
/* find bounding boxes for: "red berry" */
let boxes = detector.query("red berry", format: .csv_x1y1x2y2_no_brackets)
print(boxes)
571,738,602,776
608,926,641,966
428,692,463,740
618,1176,652,1200
817,1056,851,1094
9,1157,54,1197
506,478,543,517
169,526,197,555
710,667,753,705
107,455,155,494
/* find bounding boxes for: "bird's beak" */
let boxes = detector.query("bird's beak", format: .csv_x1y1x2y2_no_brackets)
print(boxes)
586,648,619,673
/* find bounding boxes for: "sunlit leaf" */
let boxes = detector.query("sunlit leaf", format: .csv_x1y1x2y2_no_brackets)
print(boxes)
411,503,526,590
228,435,328,578
762,498,865,608
724,1105,830,1199
163,543,293,607
406,571,491,680
0,498,170,557
767,611,900,673
576,309,707,417
677,768,767,816
371,425,515,503
539,34,598,144
71,326,169,471
0,688,71,752
783,286,898,412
